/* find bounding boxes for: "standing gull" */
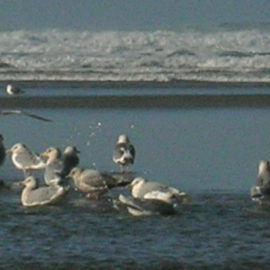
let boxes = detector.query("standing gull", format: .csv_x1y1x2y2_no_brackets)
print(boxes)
0,110,52,122
68,167,125,199
6,143,46,177
250,160,270,204
113,134,135,173
20,176,69,207
40,147,64,185
6,84,25,96
129,177,190,204
61,146,80,176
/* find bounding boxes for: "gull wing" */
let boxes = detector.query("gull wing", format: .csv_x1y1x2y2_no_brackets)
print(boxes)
0,110,52,122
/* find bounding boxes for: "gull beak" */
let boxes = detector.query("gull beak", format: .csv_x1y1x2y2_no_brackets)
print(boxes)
18,180,26,187
67,172,73,179
127,183,134,189
39,151,47,158
6,149,12,154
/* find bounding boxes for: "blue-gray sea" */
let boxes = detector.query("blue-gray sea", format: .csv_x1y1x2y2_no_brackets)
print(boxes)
0,83,270,270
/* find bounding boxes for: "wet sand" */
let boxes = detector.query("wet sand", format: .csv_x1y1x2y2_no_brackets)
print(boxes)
0,94,270,109
0,80,269,109
1,79,270,89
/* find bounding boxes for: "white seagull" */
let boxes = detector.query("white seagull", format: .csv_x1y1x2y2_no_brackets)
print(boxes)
6,84,25,96
6,143,46,177
250,160,270,204
20,176,69,207
129,177,190,204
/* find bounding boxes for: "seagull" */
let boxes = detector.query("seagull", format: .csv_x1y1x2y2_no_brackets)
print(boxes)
68,167,125,199
40,146,80,185
113,134,135,173
20,176,69,207
0,134,6,166
250,160,270,204
118,194,176,216
129,177,190,204
6,84,25,96
0,110,52,122
40,147,64,185
61,146,80,176
6,143,46,177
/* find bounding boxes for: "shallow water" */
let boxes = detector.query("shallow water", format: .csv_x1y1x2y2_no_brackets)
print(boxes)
1,85,270,269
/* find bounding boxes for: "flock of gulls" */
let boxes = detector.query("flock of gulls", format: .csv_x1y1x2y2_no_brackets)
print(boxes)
0,133,190,216
1,84,190,217
2,84,269,217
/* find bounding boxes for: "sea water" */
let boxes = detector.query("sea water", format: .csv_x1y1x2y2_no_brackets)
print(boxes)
0,85,270,269
1,25,270,269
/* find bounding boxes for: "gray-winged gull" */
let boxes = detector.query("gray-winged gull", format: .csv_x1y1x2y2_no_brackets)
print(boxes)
118,194,176,216
0,134,6,166
68,167,125,199
20,176,69,207
250,160,270,204
113,134,135,173
40,147,64,185
0,110,52,122
6,143,46,177
129,177,190,204
6,84,25,96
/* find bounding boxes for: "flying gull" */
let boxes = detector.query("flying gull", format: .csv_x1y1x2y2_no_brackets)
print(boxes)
0,110,52,122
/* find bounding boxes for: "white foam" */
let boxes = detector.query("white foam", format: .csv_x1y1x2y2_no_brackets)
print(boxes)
1,29,270,82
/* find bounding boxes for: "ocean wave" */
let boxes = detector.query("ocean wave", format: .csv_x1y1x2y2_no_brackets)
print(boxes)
0,28,270,83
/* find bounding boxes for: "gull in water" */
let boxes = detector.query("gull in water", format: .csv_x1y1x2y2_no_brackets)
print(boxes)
41,146,80,185
40,147,64,185
6,143,46,177
0,110,52,122
113,134,135,173
250,160,270,204
6,84,25,96
68,167,126,199
20,176,69,207
118,194,176,216
129,177,190,204
61,146,80,176
0,134,6,167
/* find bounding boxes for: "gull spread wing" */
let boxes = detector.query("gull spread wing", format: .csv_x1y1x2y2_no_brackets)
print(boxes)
0,110,52,122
